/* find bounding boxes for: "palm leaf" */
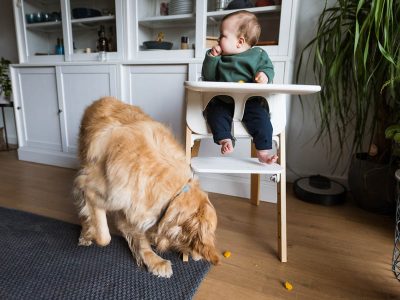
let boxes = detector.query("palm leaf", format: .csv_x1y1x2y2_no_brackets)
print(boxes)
296,0,400,166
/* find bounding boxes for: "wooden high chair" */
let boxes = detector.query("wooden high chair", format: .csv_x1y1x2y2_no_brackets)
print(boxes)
185,81,321,262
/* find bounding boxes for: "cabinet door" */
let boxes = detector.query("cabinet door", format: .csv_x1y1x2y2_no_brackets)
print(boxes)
13,67,62,151
13,0,65,63
58,65,117,153
13,0,123,63
129,0,198,60
205,0,292,57
127,65,188,143
66,0,124,62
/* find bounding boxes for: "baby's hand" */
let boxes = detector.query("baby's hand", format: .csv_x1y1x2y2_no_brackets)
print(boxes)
254,72,269,83
210,45,222,57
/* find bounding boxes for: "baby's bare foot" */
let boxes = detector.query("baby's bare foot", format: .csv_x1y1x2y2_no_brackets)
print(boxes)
257,150,278,164
219,139,234,155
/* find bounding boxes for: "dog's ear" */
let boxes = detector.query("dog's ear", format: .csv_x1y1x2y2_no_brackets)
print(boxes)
195,200,220,265
197,240,220,265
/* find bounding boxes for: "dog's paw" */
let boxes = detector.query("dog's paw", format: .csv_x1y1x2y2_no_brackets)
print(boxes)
78,236,93,246
95,235,111,247
191,252,203,261
149,259,173,278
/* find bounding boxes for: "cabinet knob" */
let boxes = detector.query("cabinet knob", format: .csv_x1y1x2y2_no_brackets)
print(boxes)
17,106,21,110
58,109,63,114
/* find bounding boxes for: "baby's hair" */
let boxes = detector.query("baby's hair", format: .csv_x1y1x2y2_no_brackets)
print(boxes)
221,10,261,47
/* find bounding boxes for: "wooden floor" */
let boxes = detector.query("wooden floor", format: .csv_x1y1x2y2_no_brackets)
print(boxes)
0,150,399,299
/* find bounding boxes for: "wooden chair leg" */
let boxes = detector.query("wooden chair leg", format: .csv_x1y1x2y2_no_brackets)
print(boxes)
185,126,192,164
250,143,260,206
185,126,201,164
277,131,287,262
192,140,201,158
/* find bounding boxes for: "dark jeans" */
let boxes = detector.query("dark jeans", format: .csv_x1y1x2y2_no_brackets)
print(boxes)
204,96,273,150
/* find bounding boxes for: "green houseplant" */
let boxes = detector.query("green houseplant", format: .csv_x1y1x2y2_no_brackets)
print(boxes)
296,0,400,213
386,124,400,167
0,57,12,100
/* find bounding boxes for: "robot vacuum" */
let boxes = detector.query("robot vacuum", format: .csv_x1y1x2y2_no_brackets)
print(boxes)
293,175,347,205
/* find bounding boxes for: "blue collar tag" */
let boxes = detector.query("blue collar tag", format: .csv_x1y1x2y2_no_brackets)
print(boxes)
182,184,190,193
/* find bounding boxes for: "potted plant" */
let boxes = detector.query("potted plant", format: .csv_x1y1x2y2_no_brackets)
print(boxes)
296,0,400,213
389,124,400,280
386,124,400,167
0,57,12,101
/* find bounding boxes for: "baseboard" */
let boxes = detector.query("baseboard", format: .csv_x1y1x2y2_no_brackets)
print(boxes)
17,147,78,169
197,173,277,203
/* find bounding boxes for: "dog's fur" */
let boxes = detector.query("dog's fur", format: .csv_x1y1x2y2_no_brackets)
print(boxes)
73,97,219,278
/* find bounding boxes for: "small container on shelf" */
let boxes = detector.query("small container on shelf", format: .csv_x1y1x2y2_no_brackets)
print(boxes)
255,0,275,7
181,36,189,49
160,2,169,16
55,38,64,55
97,25,109,61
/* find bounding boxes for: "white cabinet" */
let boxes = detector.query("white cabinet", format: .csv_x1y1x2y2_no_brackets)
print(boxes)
128,0,199,59
13,0,124,63
10,0,300,177
205,2,289,57
125,65,188,143
14,0,298,62
58,65,118,153
13,67,62,152
128,0,295,60
11,65,118,167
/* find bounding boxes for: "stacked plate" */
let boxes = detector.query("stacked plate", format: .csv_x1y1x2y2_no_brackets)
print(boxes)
169,0,193,15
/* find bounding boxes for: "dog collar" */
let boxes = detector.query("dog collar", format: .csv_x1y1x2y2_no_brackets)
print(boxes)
175,183,191,197
156,179,192,225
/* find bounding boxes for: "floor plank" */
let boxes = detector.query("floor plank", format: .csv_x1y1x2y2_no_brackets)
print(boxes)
0,150,399,299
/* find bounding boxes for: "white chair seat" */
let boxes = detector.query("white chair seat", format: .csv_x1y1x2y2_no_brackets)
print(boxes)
191,157,283,174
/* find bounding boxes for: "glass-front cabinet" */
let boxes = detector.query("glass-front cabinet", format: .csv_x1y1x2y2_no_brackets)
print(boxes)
206,0,284,56
14,0,123,63
130,0,197,60
11,0,298,170
129,0,286,60
14,0,292,62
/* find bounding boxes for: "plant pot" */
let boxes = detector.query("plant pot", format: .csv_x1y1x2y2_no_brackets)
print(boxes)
393,169,400,280
348,153,396,214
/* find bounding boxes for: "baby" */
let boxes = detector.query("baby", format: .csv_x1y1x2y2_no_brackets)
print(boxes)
202,10,278,164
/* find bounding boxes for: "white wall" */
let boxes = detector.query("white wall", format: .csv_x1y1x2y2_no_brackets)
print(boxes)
0,0,18,145
286,0,350,185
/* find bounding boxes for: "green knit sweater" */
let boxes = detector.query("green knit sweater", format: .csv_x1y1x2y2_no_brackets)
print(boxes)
202,47,275,83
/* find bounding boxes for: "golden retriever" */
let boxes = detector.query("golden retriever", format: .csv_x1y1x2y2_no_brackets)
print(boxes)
73,97,219,278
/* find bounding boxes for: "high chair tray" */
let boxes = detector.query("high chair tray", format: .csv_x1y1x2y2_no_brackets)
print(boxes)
191,157,283,174
185,81,321,95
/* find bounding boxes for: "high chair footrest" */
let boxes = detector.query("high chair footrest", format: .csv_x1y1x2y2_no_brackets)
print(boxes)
191,157,283,174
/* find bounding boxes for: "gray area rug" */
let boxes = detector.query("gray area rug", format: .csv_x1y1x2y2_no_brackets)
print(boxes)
0,206,211,300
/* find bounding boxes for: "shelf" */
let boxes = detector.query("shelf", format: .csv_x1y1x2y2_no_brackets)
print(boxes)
139,14,195,29
138,49,194,59
71,15,115,25
26,15,116,32
207,5,281,22
26,21,62,32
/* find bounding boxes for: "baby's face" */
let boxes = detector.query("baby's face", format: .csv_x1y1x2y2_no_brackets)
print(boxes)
218,17,249,55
